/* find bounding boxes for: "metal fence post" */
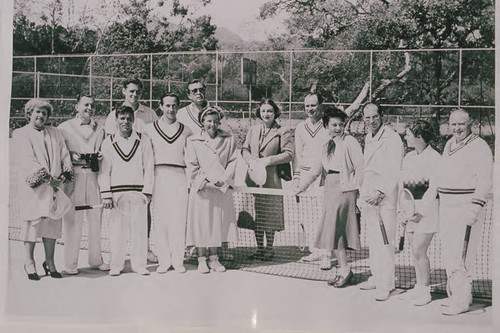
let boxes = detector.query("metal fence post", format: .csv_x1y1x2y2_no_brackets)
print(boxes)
215,51,219,106
33,55,37,98
89,55,93,95
288,50,293,127
150,53,153,109
458,49,462,108
110,77,113,114
369,50,373,102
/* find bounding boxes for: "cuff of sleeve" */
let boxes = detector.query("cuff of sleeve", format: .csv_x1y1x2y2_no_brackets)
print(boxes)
471,198,487,208
100,191,112,199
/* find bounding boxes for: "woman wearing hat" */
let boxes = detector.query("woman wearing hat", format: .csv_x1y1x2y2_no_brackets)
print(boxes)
185,106,238,273
12,98,74,280
295,106,363,287
242,98,293,260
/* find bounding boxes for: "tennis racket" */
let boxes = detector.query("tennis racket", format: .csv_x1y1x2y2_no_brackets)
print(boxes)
447,225,472,305
75,191,148,217
362,170,389,245
398,188,415,251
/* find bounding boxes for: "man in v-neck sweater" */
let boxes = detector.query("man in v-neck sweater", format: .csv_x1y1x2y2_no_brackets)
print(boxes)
293,93,332,265
422,109,492,315
99,105,154,276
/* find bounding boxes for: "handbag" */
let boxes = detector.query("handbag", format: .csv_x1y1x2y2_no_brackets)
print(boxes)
237,210,255,230
277,134,292,181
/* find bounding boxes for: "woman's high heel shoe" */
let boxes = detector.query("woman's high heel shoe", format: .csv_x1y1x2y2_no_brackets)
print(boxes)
24,264,40,281
42,261,62,279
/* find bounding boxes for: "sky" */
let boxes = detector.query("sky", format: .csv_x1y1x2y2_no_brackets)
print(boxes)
15,0,288,42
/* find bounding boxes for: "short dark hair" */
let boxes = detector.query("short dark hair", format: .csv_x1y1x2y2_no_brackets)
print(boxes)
322,105,347,128
160,92,180,105
363,103,383,116
115,104,135,120
187,79,206,90
408,119,434,144
75,93,93,104
256,98,281,119
304,93,323,105
122,78,143,90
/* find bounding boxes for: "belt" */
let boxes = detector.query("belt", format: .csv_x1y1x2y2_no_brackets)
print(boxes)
155,164,186,168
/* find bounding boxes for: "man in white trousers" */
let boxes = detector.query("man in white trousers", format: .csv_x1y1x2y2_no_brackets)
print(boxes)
359,103,404,301
145,92,192,273
418,109,493,315
59,94,108,274
293,93,333,269
99,105,154,276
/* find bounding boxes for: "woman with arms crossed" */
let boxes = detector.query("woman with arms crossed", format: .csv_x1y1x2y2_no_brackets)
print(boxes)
295,106,363,287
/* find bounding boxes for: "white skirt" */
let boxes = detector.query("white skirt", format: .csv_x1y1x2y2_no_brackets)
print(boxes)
21,217,62,242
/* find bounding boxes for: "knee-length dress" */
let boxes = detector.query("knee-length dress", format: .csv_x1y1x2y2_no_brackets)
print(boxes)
241,122,293,232
400,145,441,233
12,125,73,242
300,134,364,250
185,129,239,247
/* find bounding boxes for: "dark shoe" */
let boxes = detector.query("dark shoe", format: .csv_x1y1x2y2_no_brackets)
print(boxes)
24,264,40,281
248,249,265,260
334,270,354,288
42,262,62,279
263,248,274,261
327,275,340,286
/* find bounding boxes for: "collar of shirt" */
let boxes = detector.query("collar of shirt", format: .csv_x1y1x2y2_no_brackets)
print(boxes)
305,117,323,128
75,116,95,127
366,124,386,143
113,130,140,144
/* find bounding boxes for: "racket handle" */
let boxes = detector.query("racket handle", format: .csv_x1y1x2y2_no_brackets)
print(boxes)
380,222,389,245
398,236,405,251
295,195,300,203
75,204,103,211
462,225,472,261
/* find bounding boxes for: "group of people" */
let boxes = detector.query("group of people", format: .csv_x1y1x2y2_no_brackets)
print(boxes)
13,77,492,317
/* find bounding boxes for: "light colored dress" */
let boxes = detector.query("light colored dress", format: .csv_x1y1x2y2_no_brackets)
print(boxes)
12,125,73,242
241,122,293,232
185,129,238,247
400,145,440,233
301,134,363,250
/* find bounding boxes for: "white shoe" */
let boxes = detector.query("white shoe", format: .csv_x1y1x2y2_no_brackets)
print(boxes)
173,265,186,274
109,269,121,276
98,263,110,271
208,256,226,272
300,252,323,262
65,268,79,275
198,257,210,274
157,265,170,274
375,289,394,302
442,304,469,316
441,297,473,307
412,286,431,306
319,258,334,270
359,281,377,290
147,251,158,263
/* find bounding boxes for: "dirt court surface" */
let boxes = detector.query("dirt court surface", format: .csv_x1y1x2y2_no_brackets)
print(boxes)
1,240,494,333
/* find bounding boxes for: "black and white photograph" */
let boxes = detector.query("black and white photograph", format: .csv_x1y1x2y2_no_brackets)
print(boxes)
0,0,498,332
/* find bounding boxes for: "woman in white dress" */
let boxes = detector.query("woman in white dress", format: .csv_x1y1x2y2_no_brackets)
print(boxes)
185,106,238,273
13,99,74,280
399,119,440,305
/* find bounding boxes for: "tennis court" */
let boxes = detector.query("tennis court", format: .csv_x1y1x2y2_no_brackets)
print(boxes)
3,239,493,332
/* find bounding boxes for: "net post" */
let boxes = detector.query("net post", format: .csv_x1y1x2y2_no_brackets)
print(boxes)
89,55,93,96
369,50,373,102
109,77,113,114
215,51,219,107
33,55,37,98
288,50,293,128
458,49,462,108
149,53,153,109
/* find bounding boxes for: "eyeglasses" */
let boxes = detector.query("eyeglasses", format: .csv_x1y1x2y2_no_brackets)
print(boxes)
189,88,205,93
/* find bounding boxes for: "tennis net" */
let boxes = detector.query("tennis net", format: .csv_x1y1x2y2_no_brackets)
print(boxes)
8,171,493,298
